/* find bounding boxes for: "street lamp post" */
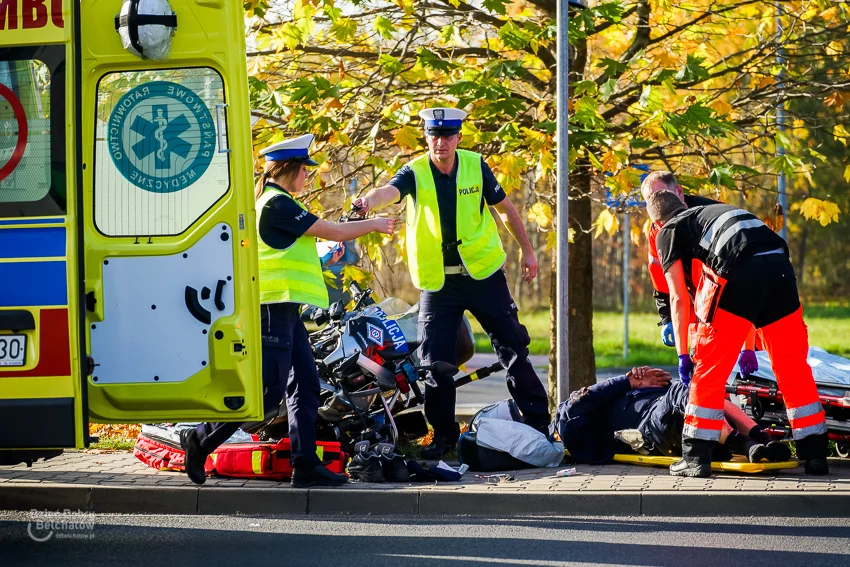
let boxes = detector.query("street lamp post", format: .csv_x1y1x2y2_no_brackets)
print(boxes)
776,1,788,241
556,0,587,404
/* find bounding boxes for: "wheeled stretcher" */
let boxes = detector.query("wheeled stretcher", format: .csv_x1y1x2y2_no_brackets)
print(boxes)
727,347,850,457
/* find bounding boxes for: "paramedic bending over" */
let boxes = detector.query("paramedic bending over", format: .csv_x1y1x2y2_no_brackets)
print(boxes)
180,134,395,488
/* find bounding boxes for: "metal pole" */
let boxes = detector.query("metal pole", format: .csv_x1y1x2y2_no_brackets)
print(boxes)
556,0,570,403
623,211,629,359
776,2,788,241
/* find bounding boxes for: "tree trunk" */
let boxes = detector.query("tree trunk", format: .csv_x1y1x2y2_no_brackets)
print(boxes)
568,162,596,390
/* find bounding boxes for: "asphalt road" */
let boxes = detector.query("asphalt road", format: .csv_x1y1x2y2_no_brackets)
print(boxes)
2,513,849,567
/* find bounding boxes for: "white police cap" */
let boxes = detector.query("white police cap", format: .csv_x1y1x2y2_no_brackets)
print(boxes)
419,107,467,135
259,133,319,165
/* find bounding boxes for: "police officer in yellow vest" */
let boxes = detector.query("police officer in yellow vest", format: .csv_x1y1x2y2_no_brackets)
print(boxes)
181,134,395,487
354,108,549,458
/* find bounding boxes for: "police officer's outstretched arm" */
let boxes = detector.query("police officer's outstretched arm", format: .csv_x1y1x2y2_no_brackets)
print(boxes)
304,216,395,241
352,184,401,215
493,197,538,282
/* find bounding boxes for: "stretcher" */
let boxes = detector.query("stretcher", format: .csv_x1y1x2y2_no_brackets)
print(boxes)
727,347,850,457
563,449,798,474
612,453,799,474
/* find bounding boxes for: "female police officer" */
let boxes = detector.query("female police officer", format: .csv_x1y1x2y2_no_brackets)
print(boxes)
180,134,395,487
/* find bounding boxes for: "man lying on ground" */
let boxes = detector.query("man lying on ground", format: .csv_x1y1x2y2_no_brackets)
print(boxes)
554,367,791,465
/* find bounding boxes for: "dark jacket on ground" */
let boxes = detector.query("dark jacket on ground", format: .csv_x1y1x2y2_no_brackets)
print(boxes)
555,376,687,465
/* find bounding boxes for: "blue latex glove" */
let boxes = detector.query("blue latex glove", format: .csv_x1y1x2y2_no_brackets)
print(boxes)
678,354,694,384
738,349,759,377
660,322,675,347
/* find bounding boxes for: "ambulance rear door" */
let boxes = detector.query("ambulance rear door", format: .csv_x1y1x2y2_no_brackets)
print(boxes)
80,0,262,424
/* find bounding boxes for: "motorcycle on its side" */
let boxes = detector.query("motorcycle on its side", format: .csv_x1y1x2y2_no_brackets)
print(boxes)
245,281,503,452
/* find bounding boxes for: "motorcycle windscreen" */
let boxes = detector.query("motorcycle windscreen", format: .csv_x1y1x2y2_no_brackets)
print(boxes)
80,0,262,423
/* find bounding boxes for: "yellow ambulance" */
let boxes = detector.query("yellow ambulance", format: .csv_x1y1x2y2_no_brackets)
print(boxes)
0,0,262,464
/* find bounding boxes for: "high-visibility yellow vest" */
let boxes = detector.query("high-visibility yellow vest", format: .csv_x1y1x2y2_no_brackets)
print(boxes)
405,150,506,291
255,187,329,308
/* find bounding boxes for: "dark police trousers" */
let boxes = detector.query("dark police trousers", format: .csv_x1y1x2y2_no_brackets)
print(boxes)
418,269,550,436
194,305,321,469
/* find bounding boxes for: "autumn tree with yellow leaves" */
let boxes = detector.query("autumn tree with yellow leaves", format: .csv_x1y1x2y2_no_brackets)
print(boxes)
245,0,849,401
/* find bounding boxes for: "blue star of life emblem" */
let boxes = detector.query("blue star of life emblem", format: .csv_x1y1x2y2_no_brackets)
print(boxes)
108,81,215,193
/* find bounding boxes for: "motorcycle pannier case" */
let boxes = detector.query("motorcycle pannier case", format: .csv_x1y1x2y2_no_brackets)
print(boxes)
206,439,346,480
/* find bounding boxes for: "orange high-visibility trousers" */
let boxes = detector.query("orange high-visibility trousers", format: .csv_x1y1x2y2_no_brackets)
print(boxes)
685,306,825,442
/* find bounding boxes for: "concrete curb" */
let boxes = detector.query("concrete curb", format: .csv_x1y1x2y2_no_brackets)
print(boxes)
3,484,849,517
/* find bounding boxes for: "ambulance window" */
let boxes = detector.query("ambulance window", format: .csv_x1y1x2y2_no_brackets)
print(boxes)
0,46,65,218
94,68,230,237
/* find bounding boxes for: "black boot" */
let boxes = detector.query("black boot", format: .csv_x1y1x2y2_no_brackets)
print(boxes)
795,432,830,476
747,426,792,462
670,438,713,478
179,429,207,485
422,423,461,460
292,464,349,488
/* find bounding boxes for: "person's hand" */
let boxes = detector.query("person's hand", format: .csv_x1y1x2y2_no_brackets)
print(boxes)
627,366,672,389
370,217,396,235
660,321,675,347
352,197,370,216
329,243,345,265
519,248,538,283
678,354,694,384
738,349,758,377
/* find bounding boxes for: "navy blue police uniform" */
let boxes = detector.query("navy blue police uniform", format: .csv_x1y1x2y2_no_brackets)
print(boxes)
389,157,550,439
194,182,323,471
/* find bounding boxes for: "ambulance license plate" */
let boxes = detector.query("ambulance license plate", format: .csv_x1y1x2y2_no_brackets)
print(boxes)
0,334,26,367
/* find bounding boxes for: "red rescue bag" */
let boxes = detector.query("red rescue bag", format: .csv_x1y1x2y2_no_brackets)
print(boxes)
205,439,346,481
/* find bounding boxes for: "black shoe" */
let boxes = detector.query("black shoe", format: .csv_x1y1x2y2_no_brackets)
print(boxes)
378,452,410,483
347,451,385,483
422,423,460,460
764,441,792,462
422,437,458,460
748,443,767,464
804,458,829,476
745,428,792,462
179,429,206,485
795,432,830,476
291,464,349,488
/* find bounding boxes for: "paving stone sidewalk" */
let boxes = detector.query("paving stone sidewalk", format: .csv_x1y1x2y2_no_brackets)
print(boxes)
2,451,849,517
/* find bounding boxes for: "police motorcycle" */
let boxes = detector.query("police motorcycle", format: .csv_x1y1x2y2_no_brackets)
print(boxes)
244,281,504,452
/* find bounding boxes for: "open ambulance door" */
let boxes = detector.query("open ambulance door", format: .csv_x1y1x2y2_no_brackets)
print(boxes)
0,3,84,454
80,0,262,425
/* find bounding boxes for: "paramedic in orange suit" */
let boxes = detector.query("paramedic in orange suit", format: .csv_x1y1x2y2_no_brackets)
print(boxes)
647,190,828,477
641,172,761,377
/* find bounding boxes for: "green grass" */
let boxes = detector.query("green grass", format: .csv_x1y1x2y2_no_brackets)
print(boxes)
468,304,850,369
88,437,136,451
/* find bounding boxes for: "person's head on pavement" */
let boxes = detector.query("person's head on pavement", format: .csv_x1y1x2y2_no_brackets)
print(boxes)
646,190,687,226
641,170,685,204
